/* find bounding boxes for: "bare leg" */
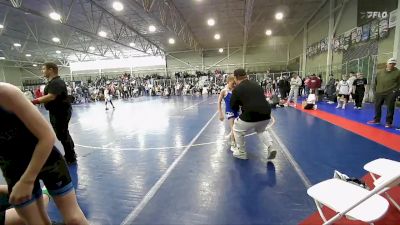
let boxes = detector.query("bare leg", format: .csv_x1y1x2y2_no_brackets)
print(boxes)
14,197,51,225
228,118,236,147
6,195,50,225
0,185,8,194
53,190,88,225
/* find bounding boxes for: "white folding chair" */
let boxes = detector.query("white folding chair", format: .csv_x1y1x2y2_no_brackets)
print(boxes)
307,169,400,225
364,158,400,212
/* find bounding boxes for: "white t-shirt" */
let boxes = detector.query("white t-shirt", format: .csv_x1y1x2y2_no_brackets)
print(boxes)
306,94,316,104
104,88,111,100
67,86,72,95
290,77,302,89
337,80,351,95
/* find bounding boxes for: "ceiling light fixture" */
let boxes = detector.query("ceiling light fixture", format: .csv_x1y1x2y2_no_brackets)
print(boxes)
13,43,21,47
25,54,32,57
0,57,5,60
52,37,60,43
265,29,272,36
129,42,136,47
89,46,96,51
149,25,156,32
112,1,124,11
168,38,175,44
214,33,221,40
0,24,4,29
49,12,61,21
275,12,284,20
56,50,61,54
98,31,107,37
207,18,215,26
218,48,224,53
33,64,37,67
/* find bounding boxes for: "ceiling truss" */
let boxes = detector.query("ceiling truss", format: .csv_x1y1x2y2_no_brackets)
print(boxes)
130,0,202,52
0,0,166,67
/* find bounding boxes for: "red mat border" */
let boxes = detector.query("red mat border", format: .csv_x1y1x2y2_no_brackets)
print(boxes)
294,105,400,152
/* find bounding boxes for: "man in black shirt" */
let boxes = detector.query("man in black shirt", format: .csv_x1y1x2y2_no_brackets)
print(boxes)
230,69,276,160
31,62,77,164
352,73,367,109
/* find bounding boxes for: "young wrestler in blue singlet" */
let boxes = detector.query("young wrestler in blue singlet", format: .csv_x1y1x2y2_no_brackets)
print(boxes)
218,75,239,151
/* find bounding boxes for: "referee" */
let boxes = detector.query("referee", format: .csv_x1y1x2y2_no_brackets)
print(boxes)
32,62,77,164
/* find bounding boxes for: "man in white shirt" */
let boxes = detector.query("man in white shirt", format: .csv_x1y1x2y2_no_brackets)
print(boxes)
285,73,302,107
336,75,352,109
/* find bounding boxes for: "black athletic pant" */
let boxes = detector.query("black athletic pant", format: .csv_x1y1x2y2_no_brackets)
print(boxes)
354,90,365,108
49,108,76,161
106,100,115,108
374,92,397,124
279,88,287,99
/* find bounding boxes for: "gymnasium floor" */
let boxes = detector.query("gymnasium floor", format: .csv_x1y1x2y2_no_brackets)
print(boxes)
38,96,400,224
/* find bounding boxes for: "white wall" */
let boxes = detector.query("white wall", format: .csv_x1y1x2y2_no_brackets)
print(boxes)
0,61,74,86
0,62,23,86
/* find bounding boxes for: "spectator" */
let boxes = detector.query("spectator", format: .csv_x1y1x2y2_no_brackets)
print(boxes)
285,73,302,107
325,74,337,104
307,74,321,101
352,73,367,109
368,58,400,128
336,75,352,109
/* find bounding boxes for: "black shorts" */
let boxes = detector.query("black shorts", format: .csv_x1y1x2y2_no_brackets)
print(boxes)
0,193,10,225
337,94,350,101
0,211,4,225
304,103,315,110
0,147,73,208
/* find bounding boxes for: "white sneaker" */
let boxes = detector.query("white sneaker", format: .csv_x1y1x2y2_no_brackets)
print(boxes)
233,148,248,160
354,106,357,109
336,105,340,108
230,144,237,152
342,104,346,109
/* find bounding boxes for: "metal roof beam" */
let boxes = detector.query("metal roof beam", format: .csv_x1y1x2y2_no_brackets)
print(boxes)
129,0,202,52
242,0,254,68
88,0,164,55
0,1,154,56
9,0,23,8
